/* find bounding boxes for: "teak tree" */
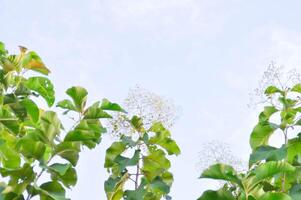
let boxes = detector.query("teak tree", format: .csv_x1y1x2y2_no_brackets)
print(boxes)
0,42,124,199
198,81,301,199
104,115,180,200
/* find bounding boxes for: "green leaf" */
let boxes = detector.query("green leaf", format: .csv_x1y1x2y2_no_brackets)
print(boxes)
290,184,301,200
114,150,140,172
20,98,39,123
149,122,180,155
197,189,235,200
40,111,62,143
149,176,170,195
200,164,241,184
101,99,126,113
25,77,55,106
142,149,171,181
161,171,173,186
250,122,278,150
0,163,34,180
48,163,71,176
56,100,76,113
50,167,77,188
259,106,278,122
0,105,20,134
279,97,298,108
39,181,67,200
265,86,283,95
130,116,144,132
288,137,301,163
84,101,112,119
54,141,80,166
260,192,292,200
253,161,295,183
124,181,146,200
0,41,7,56
64,119,105,149
105,173,128,200
1,56,18,72
66,86,87,113
2,178,32,196
104,142,126,168
21,51,50,75
249,145,287,166
292,83,301,93
149,123,171,137
0,142,20,169
17,138,46,160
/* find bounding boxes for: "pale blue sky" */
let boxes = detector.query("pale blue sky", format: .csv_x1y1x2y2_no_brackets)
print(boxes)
1,0,301,199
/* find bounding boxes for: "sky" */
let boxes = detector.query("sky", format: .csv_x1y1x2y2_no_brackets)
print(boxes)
1,0,301,199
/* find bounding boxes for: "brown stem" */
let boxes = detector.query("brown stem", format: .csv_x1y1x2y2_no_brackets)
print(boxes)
135,156,140,189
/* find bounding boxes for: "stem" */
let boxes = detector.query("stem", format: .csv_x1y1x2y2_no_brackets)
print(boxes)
134,144,141,190
282,128,288,192
26,168,46,200
135,161,140,189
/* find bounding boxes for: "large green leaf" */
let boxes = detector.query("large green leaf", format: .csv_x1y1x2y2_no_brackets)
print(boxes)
20,98,39,123
0,105,20,134
114,150,140,172
84,101,112,119
17,138,46,160
105,174,128,200
260,192,292,200
197,188,236,200
100,98,126,113
250,122,278,150
39,181,67,200
265,86,283,95
104,142,126,168
64,119,105,149
142,149,171,181
21,51,50,75
48,163,71,176
40,111,62,143
1,165,34,195
290,184,301,200
123,181,146,200
287,137,301,163
54,141,80,166
56,100,76,113
259,106,278,122
148,176,170,195
25,77,55,106
149,122,180,155
253,161,295,183
66,86,87,113
0,41,7,56
249,145,287,166
292,84,301,93
0,141,20,169
50,166,77,188
130,116,144,132
200,164,241,185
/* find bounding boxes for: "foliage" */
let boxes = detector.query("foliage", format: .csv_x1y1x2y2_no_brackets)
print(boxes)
104,115,180,200
0,42,124,199
199,75,301,199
